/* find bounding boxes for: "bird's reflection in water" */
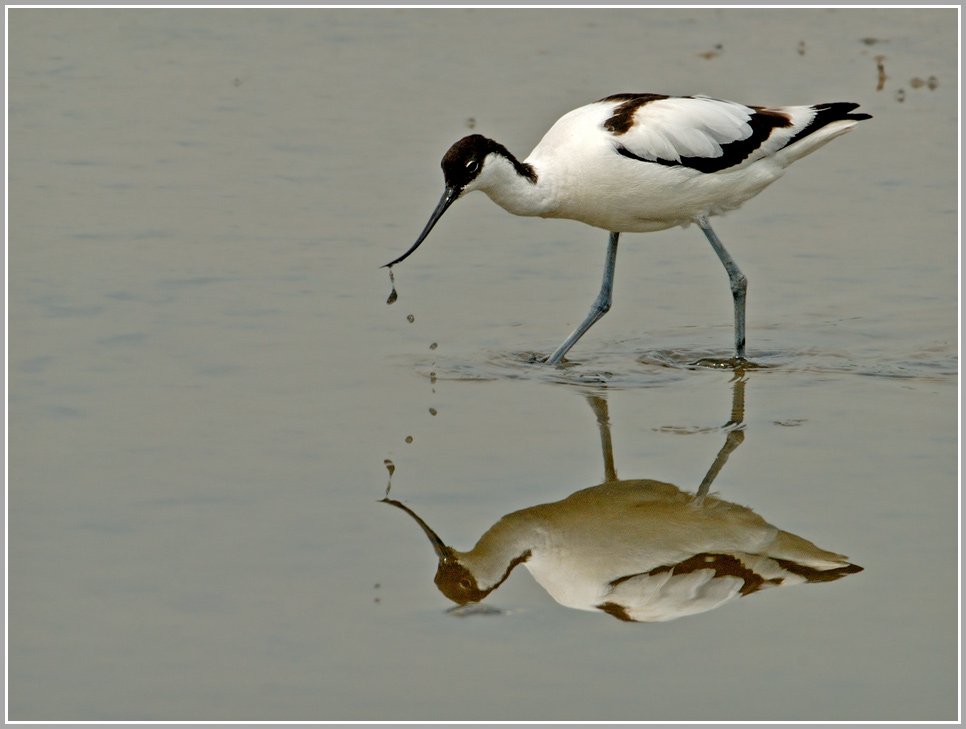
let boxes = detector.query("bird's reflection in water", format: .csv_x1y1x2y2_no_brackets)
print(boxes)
382,378,862,622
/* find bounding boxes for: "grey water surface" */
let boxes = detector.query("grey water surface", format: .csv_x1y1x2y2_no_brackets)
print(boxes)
8,7,958,722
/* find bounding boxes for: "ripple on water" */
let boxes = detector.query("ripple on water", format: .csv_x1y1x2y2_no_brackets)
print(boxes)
392,341,956,388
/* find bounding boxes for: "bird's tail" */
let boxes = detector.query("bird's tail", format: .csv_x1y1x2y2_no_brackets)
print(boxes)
775,102,872,167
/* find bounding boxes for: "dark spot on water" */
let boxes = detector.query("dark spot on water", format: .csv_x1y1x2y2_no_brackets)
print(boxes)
697,43,723,60
875,55,888,91
446,603,505,617
909,76,939,90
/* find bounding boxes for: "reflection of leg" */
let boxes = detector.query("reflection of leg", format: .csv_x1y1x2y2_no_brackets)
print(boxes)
546,232,620,364
695,376,747,502
586,394,617,483
695,429,744,502
698,218,747,360
725,375,746,428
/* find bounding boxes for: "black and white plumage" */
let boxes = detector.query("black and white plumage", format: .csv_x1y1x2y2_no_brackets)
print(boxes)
385,94,871,363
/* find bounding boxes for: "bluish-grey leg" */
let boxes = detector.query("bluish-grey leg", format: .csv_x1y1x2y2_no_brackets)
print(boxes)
698,218,747,361
545,232,620,365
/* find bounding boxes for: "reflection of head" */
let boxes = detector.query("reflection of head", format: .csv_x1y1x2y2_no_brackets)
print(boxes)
434,559,492,605
434,550,532,605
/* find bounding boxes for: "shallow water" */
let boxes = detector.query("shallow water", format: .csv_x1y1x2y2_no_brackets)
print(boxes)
7,7,959,722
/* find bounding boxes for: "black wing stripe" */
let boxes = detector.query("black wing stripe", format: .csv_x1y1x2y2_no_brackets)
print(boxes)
611,100,870,174
615,107,792,173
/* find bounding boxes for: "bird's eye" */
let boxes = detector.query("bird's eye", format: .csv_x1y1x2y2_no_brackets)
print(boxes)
466,160,479,173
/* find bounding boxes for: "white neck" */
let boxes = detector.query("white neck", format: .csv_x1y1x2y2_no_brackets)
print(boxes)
453,513,543,590
467,153,553,218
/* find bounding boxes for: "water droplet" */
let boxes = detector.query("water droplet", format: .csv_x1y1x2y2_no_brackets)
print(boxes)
405,436,413,444
386,268,398,305
407,314,415,323
383,459,395,497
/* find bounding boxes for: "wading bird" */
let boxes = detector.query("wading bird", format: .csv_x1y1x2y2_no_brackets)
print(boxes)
385,93,870,364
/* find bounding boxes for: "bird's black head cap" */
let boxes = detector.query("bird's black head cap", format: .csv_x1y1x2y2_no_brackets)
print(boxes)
441,134,536,191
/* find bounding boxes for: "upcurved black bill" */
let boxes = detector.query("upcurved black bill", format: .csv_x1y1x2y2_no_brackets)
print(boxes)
383,186,460,268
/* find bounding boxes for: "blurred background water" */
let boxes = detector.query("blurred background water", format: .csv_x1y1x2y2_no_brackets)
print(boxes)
7,7,959,721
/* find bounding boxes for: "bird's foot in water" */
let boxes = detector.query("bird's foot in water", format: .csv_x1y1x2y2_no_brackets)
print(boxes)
531,352,569,366
691,355,763,371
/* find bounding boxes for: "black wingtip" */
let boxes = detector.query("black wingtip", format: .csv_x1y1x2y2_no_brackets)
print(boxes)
815,101,872,122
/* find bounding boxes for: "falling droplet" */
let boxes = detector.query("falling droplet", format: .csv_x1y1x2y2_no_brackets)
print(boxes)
384,459,395,497
407,314,415,323
405,436,413,444
386,268,398,305
429,342,437,350
429,408,437,416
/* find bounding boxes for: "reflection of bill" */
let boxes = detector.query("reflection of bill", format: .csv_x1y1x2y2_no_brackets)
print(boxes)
382,384,862,623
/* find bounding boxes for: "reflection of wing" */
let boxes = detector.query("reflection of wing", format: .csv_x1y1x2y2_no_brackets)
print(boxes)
599,94,870,173
597,551,863,623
